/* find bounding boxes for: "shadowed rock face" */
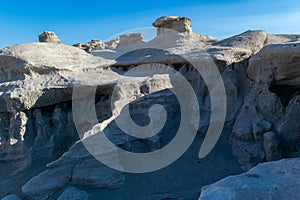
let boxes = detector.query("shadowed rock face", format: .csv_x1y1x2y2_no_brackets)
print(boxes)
1,194,21,200
1,15,300,200
229,42,300,170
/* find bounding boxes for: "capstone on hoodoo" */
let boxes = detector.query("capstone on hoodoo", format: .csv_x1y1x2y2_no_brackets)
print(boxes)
38,31,61,43
152,16,192,36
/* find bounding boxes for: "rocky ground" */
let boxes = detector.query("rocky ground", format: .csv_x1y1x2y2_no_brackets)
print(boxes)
0,16,300,200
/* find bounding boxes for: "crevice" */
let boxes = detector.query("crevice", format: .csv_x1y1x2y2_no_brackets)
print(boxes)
268,85,300,107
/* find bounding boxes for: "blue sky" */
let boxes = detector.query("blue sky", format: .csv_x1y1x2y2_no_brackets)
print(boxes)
0,0,299,48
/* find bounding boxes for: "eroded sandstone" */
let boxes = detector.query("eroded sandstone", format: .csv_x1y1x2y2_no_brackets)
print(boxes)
0,15,300,200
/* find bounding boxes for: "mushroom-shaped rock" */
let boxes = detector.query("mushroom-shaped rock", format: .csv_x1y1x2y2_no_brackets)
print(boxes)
38,31,61,43
153,16,192,36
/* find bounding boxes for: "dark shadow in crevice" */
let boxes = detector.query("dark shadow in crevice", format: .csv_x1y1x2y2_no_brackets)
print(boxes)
269,85,300,107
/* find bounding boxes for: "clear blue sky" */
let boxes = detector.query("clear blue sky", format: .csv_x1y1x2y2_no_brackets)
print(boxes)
0,0,300,48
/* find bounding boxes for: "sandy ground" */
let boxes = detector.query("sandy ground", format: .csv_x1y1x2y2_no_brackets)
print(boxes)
79,125,242,200
0,161,48,198
0,124,242,200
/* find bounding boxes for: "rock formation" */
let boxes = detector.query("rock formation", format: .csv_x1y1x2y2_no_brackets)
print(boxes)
57,187,90,200
153,16,192,36
199,158,300,200
73,39,105,51
1,194,21,200
38,31,61,43
231,42,300,170
74,33,145,52
1,15,300,199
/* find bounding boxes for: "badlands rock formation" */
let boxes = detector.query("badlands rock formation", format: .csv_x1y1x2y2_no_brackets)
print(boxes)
38,31,61,43
0,15,300,199
73,39,105,51
1,194,21,200
74,33,145,52
199,158,300,200
153,16,192,36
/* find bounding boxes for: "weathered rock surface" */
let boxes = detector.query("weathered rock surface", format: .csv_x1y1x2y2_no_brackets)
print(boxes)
22,166,72,199
1,194,21,200
0,42,120,198
74,33,145,52
20,64,175,198
57,187,90,200
263,132,282,161
115,33,145,49
38,31,61,43
1,15,300,200
0,42,115,112
278,95,300,157
91,19,299,68
199,158,300,200
214,30,268,54
73,39,105,51
153,16,192,36
248,42,300,87
231,42,300,170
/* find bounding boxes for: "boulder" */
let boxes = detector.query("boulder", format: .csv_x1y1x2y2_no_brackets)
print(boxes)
1,194,21,200
199,158,300,200
247,42,300,87
57,187,90,200
213,30,268,55
38,31,61,43
22,166,72,200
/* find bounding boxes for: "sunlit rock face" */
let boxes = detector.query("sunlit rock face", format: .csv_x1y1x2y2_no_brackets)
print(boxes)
153,16,192,36
38,31,61,43
1,15,300,200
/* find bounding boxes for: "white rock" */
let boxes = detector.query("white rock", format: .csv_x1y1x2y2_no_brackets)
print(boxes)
57,187,90,200
199,158,300,200
247,42,300,86
153,16,192,36
1,194,21,200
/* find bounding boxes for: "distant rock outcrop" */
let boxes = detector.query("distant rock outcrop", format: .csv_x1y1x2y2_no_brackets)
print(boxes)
73,39,105,51
153,16,192,36
74,33,145,52
38,31,61,43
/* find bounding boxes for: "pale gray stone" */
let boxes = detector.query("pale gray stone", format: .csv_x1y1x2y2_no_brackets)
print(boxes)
57,187,90,200
1,194,21,200
199,158,300,200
